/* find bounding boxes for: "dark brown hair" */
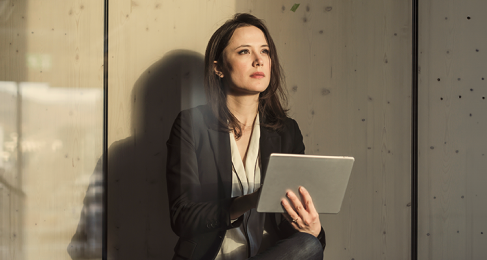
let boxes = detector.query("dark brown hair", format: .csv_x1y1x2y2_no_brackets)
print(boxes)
204,13,289,139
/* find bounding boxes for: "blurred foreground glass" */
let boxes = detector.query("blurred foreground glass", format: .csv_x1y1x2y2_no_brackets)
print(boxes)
0,1,104,259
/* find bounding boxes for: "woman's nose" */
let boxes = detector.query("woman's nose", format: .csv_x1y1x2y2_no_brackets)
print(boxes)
252,53,265,67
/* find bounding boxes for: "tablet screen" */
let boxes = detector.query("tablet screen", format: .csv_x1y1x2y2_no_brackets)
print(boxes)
257,153,354,214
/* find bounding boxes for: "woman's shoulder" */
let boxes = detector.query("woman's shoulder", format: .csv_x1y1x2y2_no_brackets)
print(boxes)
260,115,302,141
168,105,213,146
177,104,210,117
280,116,301,132
260,112,301,134
173,104,214,129
176,106,301,132
283,116,299,126
276,116,305,154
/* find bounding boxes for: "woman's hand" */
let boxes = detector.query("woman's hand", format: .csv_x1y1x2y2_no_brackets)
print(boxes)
229,188,261,220
248,187,262,208
281,186,321,237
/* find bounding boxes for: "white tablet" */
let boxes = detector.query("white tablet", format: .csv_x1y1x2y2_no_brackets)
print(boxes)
257,153,354,214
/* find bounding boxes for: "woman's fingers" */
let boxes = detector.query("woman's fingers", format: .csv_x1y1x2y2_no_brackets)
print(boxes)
281,187,321,237
282,188,322,237
281,212,293,224
281,198,301,224
299,186,317,214
286,190,308,217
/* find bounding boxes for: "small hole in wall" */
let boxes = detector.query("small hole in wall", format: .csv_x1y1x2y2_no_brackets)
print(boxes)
467,16,471,20
459,95,462,98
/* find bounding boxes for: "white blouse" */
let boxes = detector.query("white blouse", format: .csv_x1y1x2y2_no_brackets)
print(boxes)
215,115,266,260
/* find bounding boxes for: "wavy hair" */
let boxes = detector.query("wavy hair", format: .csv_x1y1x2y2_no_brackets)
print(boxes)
204,13,289,139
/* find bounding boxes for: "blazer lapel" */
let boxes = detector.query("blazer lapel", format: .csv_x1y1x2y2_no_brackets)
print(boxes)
205,107,282,196
207,128,232,197
259,126,281,183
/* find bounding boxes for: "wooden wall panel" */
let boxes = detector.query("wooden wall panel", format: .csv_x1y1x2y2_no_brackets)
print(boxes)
418,0,487,259
107,1,236,259
235,1,412,259
107,0,411,259
0,0,104,259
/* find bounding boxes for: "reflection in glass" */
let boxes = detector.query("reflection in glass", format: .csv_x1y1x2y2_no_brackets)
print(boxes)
0,82,103,259
1,1,104,259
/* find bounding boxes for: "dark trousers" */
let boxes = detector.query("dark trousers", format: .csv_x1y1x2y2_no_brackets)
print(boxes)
249,232,323,260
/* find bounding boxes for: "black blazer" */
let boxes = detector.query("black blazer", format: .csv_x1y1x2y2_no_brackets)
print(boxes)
166,105,325,260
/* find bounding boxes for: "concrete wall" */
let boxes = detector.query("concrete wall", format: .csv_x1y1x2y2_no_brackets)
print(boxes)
5,0,466,259
107,0,411,259
418,0,487,259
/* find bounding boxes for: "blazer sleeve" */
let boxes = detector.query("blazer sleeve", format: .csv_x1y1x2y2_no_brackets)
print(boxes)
166,111,242,238
276,118,326,249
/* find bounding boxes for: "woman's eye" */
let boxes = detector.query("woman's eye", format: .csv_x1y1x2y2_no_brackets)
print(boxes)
238,49,269,55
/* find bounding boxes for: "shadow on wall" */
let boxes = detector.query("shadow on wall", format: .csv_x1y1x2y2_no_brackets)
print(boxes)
67,49,207,260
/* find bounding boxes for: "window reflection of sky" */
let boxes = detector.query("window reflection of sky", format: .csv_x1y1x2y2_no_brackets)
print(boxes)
0,81,102,158
0,82,102,104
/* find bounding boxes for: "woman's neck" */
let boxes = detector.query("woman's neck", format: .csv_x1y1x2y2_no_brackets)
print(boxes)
226,93,259,128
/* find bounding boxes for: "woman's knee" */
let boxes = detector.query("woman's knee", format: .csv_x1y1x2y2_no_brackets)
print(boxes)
291,232,323,260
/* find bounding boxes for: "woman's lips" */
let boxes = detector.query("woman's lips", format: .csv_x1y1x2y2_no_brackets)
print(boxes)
250,72,265,78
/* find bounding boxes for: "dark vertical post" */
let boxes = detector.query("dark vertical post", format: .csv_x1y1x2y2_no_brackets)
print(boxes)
16,81,25,260
16,83,22,193
411,0,419,259
102,0,109,259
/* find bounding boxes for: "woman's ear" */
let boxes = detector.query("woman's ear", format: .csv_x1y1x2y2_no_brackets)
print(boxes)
213,61,224,78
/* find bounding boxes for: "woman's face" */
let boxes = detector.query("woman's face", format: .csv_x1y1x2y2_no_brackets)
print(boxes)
215,25,271,96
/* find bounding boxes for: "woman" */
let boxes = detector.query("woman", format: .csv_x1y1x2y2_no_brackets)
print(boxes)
166,13,326,260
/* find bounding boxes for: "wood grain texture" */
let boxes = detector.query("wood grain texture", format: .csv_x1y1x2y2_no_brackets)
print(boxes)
107,1,235,259
418,0,487,259
107,0,411,259
0,0,104,259
235,1,412,259
0,2,28,259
